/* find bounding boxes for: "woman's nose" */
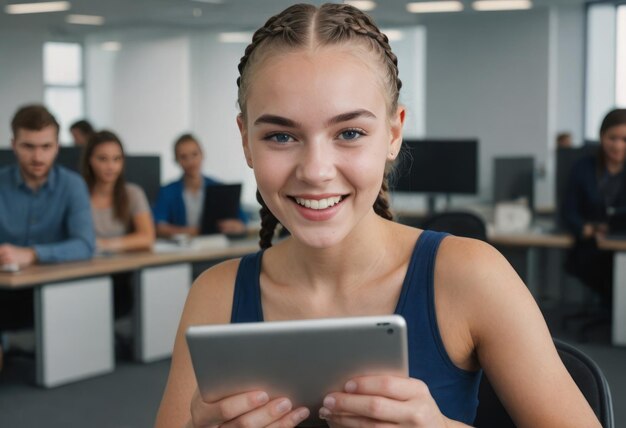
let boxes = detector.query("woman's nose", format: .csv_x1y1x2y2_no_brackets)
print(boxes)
295,142,336,185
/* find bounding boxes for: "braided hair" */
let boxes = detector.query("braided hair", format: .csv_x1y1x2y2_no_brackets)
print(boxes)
238,3,400,248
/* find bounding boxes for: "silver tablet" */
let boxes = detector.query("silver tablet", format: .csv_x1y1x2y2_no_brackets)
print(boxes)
186,315,408,427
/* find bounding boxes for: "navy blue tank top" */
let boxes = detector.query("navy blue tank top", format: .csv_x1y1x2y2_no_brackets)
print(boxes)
231,230,482,424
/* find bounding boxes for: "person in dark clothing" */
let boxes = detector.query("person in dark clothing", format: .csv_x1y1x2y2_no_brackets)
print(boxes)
563,108,626,299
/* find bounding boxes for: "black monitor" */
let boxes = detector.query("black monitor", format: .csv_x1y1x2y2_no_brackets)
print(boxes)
200,183,242,235
391,139,478,195
56,146,83,173
555,145,599,218
0,146,82,172
493,156,535,211
0,149,13,169
124,155,161,206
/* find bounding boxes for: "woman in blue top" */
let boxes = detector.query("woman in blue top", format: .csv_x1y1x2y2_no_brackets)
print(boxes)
563,109,626,299
153,133,247,238
156,4,600,428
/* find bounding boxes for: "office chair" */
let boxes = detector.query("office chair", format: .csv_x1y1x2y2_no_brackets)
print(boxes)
420,211,487,241
474,338,614,428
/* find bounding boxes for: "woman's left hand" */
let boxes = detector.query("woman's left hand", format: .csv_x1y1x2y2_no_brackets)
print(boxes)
319,375,451,428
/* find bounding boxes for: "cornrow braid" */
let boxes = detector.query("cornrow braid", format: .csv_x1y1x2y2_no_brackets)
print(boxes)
374,176,394,221
256,190,280,249
237,4,316,114
321,4,402,110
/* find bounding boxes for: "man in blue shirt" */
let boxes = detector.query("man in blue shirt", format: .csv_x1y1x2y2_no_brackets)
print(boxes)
0,105,95,368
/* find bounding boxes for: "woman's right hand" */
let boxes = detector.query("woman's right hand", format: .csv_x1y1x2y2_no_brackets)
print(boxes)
188,388,310,428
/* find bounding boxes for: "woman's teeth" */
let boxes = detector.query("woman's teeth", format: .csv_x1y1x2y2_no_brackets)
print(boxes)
294,196,342,210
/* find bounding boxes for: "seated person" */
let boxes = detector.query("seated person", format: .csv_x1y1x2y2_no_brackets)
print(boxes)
0,105,95,369
81,130,155,253
153,133,247,238
563,108,626,300
70,119,95,147
82,130,155,324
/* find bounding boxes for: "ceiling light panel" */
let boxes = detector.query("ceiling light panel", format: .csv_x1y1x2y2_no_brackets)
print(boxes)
5,1,70,14
218,32,253,43
472,0,533,11
344,1,377,11
406,1,463,13
66,14,104,25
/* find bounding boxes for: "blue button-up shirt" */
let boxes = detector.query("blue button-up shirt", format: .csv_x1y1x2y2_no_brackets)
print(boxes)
0,164,95,263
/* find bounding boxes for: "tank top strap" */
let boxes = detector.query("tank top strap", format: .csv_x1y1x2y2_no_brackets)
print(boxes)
231,251,265,323
395,229,482,425
394,229,448,315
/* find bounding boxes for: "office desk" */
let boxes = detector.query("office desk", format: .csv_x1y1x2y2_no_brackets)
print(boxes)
489,229,626,347
0,240,258,387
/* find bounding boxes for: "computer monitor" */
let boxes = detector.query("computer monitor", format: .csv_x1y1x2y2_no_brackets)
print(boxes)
200,183,242,235
124,155,161,205
555,145,599,224
0,146,82,172
493,156,535,211
56,146,83,173
391,139,478,195
0,149,13,169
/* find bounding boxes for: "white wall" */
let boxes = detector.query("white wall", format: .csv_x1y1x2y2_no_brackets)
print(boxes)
188,33,257,208
0,29,45,145
554,6,585,144
85,29,191,183
585,4,617,140
391,27,426,139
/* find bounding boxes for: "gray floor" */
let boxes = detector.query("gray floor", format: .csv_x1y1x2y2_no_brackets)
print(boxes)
0,355,170,427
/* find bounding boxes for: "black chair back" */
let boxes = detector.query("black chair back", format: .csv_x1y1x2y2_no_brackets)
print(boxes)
474,339,614,427
420,211,487,241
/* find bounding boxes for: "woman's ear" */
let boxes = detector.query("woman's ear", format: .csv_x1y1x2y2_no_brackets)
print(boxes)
387,106,406,161
237,114,253,168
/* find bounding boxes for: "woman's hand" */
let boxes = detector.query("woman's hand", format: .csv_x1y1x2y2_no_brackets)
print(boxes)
188,388,310,428
217,219,247,235
320,376,453,428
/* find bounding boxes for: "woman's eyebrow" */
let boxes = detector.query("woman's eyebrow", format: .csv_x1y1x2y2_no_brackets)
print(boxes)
326,109,377,126
254,115,300,128
254,109,377,128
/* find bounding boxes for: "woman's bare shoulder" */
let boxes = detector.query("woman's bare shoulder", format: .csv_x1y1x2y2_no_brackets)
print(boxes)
436,235,522,294
182,257,243,326
434,236,532,337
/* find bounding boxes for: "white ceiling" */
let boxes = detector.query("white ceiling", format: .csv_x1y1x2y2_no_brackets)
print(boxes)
0,0,589,36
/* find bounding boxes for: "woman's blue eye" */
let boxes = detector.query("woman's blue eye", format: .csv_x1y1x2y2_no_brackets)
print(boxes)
339,130,362,140
268,133,293,143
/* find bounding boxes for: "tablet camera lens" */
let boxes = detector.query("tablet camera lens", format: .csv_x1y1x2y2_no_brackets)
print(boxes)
387,328,394,335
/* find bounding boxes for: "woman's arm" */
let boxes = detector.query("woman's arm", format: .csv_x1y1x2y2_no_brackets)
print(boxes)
439,237,601,427
97,211,155,252
156,222,199,239
155,260,239,427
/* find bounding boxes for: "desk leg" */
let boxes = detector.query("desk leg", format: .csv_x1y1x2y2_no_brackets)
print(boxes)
613,253,626,346
135,263,192,362
526,247,540,297
35,277,114,387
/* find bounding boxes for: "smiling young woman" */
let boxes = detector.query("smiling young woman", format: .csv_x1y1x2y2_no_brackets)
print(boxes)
155,4,602,428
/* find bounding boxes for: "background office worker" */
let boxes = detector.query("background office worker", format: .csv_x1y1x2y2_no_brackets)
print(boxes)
563,108,626,300
0,104,95,369
153,133,246,238
82,130,155,253
81,129,155,333
70,119,95,147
